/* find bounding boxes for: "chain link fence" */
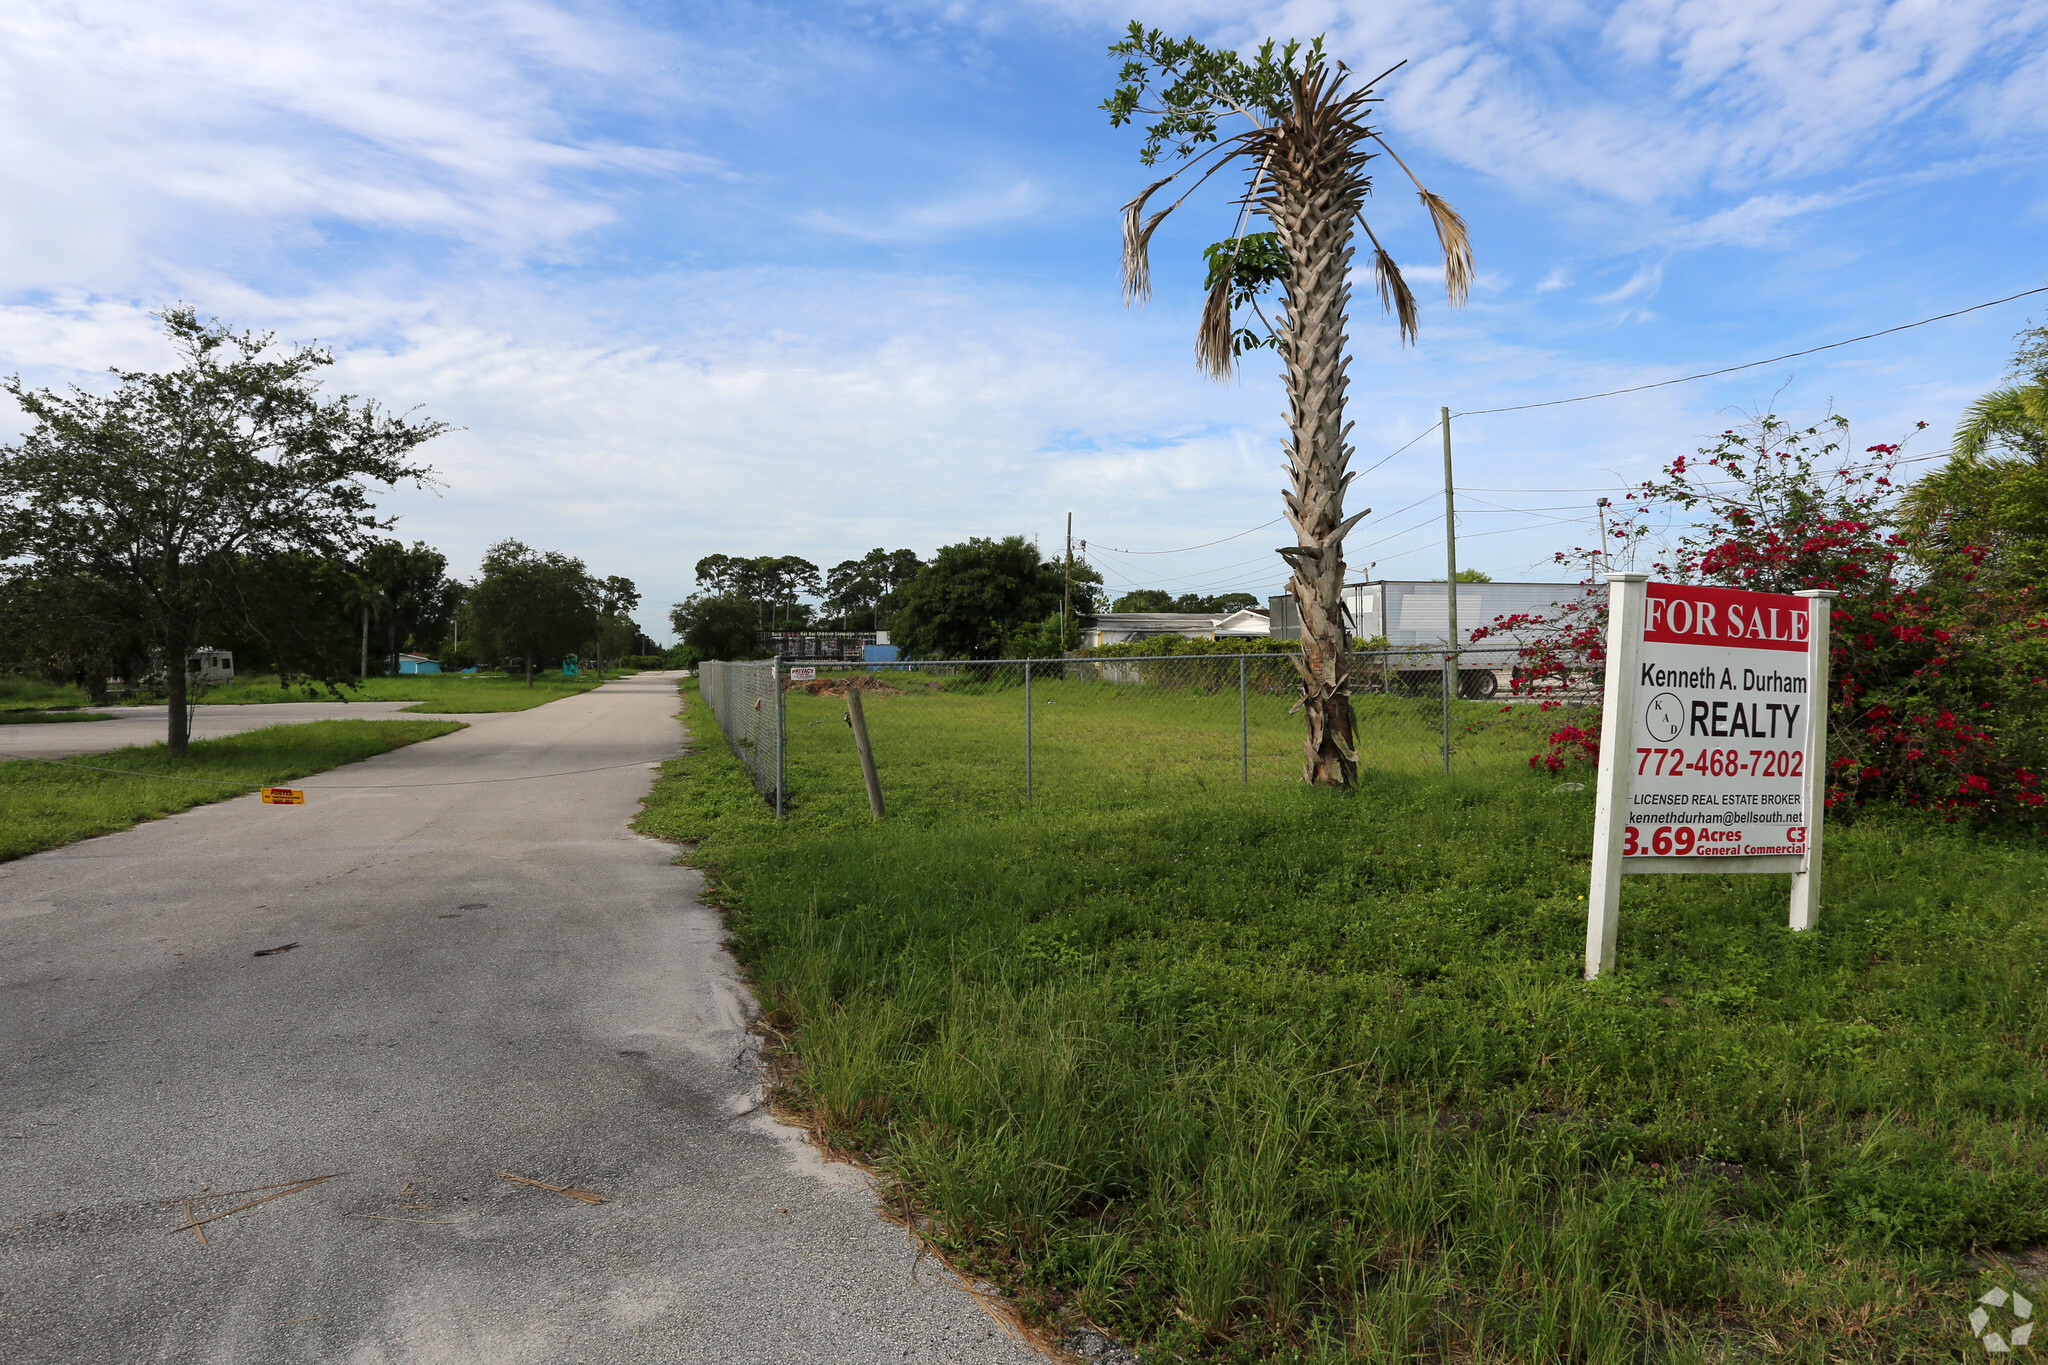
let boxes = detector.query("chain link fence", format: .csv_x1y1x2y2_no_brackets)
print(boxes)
698,646,1584,817
697,659,784,813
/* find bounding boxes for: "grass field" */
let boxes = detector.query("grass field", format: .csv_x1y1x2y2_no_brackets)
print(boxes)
0,669,638,715
773,662,1549,816
0,676,93,709
643,677,2048,1363
186,671,631,712
0,719,463,861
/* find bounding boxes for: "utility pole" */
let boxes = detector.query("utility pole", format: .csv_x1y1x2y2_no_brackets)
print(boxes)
1062,513,1073,654
1440,406,1458,774
1596,498,1612,572
360,604,369,682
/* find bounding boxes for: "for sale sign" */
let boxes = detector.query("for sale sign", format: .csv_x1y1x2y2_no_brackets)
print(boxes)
1626,582,1813,861
1585,576,1835,978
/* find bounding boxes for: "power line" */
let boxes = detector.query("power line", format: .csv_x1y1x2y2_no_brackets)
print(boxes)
1354,419,1442,481
1451,284,2048,418
1075,283,2035,572
1094,517,1283,555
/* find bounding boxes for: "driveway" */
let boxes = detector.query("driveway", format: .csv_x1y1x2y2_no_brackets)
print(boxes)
0,671,1045,1364
1,701,467,761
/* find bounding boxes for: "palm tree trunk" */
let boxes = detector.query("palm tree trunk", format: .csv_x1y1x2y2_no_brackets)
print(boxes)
1267,95,1369,788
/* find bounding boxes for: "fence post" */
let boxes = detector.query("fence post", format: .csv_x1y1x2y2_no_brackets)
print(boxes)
1023,659,1033,803
1239,654,1248,784
845,684,885,820
773,656,784,819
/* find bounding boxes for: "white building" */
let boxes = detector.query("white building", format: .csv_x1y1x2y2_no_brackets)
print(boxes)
1080,608,1270,649
1268,581,1587,647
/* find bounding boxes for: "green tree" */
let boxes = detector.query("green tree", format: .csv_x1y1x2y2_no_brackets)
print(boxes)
692,553,821,630
465,540,599,687
1904,322,2048,587
668,594,762,664
360,540,456,676
822,548,925,631
0,571,152,703
1104,26,1472,787
0,307,443,751
1111,588,1175,612
590,574,642,674
891,536,1065,659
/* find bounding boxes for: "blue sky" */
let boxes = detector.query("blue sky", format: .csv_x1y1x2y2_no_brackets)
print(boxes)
3,0,2045,640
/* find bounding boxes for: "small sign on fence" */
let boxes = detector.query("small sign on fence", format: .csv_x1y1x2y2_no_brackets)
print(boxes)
788,666,816,682
1585,575,1836,978
261,787,305,805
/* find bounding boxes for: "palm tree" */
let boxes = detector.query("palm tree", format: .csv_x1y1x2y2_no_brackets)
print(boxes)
1104,27,1472,787
1951,380,2048,464
1902,326,2048,575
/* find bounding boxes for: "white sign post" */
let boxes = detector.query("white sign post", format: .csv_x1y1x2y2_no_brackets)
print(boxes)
1585,574,1836,978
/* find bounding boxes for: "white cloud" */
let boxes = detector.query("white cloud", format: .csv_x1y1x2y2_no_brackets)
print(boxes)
797,178,1048,242
1594,263,1662,303
1030,0,2048,204
0,0,714,291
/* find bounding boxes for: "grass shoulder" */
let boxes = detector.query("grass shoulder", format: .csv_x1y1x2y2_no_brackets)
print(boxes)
0,718,464,861
641,677,2048,1361
189,671,630,713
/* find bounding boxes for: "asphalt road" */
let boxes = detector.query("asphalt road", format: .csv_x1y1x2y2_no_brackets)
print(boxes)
0,701,465,760
0,672,1047,1364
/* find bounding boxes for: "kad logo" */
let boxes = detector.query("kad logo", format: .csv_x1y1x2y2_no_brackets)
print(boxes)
1971,1286,2034,1354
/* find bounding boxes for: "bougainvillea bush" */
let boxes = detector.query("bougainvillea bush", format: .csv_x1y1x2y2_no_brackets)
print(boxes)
1486,413,2048,825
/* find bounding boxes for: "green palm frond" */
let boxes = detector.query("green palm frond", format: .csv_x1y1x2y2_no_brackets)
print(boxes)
1952,382,2048,462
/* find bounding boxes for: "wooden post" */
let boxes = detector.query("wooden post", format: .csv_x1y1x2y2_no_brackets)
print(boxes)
845,685,885,820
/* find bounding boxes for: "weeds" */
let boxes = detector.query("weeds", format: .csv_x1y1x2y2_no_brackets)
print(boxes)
639,679,2046,1362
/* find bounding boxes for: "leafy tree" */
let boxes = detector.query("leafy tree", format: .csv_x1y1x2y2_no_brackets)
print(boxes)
589,574,642,674
0,571,152,703
1109,588,1260,613
0,307,443,751
360,540,455,675
465,539,599,687
1200,231,1289,356
1111,588,1176,612
668,594,763,664
891,536,1065,659
1105,26,1472,787
823,548,925,631
692,553,821,630
1903,321,2048,587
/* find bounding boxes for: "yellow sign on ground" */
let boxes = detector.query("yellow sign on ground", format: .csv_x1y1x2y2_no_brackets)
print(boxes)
261,787,305,805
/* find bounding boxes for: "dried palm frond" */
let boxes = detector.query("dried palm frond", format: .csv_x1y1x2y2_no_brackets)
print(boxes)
1120,176,1175,305
1417,190,1473,307
1196,268,1235,379
1120,144,1249,306
1358,217,1418,345
1369,133,1473,308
